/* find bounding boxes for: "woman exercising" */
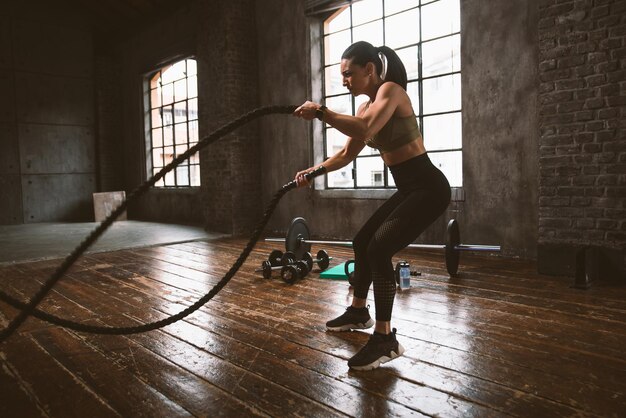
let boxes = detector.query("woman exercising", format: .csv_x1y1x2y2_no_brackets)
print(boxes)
292,41,451,371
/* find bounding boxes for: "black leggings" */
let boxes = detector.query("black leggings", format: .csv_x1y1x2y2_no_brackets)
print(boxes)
352,153,451,321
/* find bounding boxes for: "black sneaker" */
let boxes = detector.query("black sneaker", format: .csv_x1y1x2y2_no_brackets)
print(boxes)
326,306,375,331
347,328,404,371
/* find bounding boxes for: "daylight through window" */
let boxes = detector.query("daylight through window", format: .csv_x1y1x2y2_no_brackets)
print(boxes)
145,58,200,187
322,0,462,188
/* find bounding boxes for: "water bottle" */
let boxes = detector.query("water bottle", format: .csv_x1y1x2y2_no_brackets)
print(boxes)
398,261,411,290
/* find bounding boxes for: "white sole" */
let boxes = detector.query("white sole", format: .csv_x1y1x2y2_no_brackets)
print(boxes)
349,343,405,371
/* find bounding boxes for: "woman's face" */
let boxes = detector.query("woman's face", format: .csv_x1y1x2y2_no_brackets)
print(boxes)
340,59,371,96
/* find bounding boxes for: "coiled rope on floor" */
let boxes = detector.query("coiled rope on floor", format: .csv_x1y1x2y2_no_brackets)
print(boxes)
0,104,325,343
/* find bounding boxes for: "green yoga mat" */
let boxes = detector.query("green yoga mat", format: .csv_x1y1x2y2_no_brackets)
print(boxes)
320,262,354,280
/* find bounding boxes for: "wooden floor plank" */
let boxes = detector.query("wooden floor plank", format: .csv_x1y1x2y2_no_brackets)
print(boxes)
1,236,625,417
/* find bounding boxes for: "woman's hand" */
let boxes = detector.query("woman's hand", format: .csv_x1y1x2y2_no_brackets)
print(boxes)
293,101,321,120
294,167,318,188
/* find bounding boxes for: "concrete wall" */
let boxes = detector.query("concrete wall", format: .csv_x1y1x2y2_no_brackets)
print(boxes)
256,0,540,259
110,3,203,225
0,1,96,224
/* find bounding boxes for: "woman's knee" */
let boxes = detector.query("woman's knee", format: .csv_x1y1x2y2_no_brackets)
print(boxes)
365,241,393,275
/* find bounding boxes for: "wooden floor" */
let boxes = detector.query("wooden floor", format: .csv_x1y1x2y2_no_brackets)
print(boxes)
0,237,625,417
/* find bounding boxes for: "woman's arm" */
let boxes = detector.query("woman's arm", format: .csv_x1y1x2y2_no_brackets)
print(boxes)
293,82,405,140
295,137,365,187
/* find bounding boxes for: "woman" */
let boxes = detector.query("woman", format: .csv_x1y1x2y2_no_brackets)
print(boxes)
293,41,451,371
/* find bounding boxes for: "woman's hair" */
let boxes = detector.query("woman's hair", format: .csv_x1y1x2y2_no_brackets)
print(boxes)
341,41,408,90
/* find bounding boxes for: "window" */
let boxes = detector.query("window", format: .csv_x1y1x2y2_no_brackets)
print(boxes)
321,0,462,188
144,58,200,187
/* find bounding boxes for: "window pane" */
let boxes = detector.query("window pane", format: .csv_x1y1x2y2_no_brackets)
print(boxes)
189,120,199,142
163,125,173,146
422,34,460,77
150,88,161,108
145,58,199,188
162,104,173,126
328,166,353,188
162,61,186,84
353,20,383,46
406,81,420,115
176,164,190,186
325,30,351,65
422,112,462,150
429,150,462,187
355,156,385,187
396,46,419,80
385,0,417,15
151,109,162,128
325,64,344,96
352,0,382,26
151,127,163,147
187,75,198,98
422,73,461,114
174,123,188,146
190,164,201,186
152,148,163,168
326,6,350,33
162,83,174,105
325,128,346,158
358,144,379,156
326,94,352,117
354,94,370,115
387,167,396,186
186,59,197,76
174,79,187,102
385,8,419,48
188,98,198,121
422,0,460,41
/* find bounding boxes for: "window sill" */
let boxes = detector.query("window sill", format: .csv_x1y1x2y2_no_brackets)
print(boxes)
313,187,465,201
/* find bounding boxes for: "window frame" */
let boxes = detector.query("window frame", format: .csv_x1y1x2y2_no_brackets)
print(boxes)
143,56,200,189
316,0,463,192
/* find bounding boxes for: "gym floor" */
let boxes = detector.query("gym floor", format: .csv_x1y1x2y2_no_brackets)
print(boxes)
0,221,227,265
1,237,625,417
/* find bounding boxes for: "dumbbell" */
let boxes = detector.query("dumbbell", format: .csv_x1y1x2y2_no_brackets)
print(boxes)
301,249,332,271
267,250,295,267
258,251,297,279
281,260,310,284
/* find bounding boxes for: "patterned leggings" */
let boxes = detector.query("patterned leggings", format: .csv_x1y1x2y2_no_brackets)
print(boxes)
352,153,451,321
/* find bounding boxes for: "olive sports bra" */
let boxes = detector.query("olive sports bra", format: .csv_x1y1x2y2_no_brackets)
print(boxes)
364,103,421,154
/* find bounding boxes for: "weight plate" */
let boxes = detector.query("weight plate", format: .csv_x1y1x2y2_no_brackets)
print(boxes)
281,265,299,284
282,251,297,266
445,219,460,277
262,260,273,279
268,250,283,267
286,217,311,260
296,260,310,276
302,252,314,272
316,249,330,271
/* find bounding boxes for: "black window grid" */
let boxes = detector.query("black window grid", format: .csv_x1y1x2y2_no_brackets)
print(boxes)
146,58,200,188
321,0,462,189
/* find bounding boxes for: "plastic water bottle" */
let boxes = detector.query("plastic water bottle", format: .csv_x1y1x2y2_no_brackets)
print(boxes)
399,261,411,290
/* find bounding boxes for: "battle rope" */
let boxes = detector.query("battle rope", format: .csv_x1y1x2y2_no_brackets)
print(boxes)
0,105,325,342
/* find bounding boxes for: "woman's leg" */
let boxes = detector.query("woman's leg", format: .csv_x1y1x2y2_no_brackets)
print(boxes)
351,190,407,304
367,187,450,326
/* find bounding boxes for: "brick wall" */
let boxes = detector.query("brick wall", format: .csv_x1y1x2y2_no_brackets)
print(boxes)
538,0,626,277
197,0,261,235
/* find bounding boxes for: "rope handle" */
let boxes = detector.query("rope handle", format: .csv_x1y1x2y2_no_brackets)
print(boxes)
0,105,301,342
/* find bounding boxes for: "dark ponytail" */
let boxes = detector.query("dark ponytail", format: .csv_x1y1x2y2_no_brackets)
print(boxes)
341,41,408,90
377,45,408,91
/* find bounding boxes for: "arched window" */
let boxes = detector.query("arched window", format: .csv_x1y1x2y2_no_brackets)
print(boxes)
321,0,461,188
144,58,199,187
